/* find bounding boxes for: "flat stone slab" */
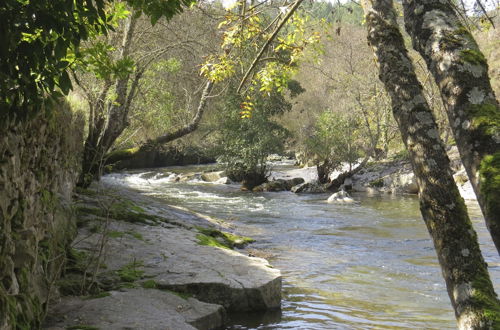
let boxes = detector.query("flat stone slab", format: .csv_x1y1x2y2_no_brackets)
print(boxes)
74,217,281,312
47,187,281,329
44,288,224,330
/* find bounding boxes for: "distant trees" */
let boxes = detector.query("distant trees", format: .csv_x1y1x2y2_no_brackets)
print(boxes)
306,111,363,183
217,88,291,189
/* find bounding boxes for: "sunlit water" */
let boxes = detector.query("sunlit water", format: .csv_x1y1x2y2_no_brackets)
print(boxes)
102,164,500,329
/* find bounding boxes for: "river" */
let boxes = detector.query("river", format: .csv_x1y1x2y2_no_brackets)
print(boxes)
102,163,500,329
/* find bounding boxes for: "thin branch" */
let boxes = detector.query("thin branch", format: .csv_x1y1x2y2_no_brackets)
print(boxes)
236,0,306,93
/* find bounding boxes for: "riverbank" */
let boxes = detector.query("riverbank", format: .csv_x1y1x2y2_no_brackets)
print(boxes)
43,184,281,330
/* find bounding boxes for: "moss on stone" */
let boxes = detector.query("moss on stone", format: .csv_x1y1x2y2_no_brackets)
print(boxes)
107,231,125,238
369,178,385,188
169,290,193,300
126,231,144,241
106,147,140,163
76,204,161,225
116,260,144,283
196,233,229,249
195,227,255,249
141,280,158,289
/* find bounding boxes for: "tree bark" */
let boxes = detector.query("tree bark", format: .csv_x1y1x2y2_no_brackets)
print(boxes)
78,14,139,187
361,0,500,327
152,80,213,145
402,0,500,256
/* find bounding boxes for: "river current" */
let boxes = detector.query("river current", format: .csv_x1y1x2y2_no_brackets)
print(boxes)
102,163,500,330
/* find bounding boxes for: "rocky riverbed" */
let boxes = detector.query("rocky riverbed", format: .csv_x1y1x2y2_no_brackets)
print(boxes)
43,184,281,330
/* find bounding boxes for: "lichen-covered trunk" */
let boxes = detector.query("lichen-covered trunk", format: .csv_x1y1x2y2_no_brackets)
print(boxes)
402,0,500,256
362,0,500,327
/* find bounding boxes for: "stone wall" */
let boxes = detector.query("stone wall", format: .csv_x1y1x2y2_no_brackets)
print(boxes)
0,102,84,329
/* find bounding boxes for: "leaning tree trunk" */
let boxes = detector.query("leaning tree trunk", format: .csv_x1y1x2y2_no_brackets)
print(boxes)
362,0,500,327
150,80,213,145
402,0,500,256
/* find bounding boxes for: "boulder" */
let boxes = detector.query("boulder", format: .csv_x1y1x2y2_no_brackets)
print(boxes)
202,171,226,182
291,180,327,193
215,177,232,184
327,190,355,203
253,178,305,192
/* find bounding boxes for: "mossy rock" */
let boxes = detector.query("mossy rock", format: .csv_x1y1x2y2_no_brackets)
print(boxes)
369,178,385,188
195,227,255,249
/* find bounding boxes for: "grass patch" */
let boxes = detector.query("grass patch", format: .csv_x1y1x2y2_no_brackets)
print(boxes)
116,260,144,283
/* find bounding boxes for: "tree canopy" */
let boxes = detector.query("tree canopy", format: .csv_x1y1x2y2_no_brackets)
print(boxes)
0,0,193,119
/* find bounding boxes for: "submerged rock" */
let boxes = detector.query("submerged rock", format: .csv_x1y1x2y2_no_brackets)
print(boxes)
327,190,355,203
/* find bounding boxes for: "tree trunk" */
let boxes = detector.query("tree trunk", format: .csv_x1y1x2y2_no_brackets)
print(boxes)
362,0,500,327
402,0,500,256
78,14,138,187
151,80,213,145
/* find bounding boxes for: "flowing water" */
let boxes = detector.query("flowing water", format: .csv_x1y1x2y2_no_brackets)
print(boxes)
102,163,500,330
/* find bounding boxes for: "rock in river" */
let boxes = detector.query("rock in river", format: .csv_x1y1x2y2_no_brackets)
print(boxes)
327,190,355,203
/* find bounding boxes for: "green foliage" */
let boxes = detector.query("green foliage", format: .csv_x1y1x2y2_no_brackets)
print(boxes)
1,0,192,119
0,0,107,117
369,178,384,188
120,58,183,143
217,89,290,188
201,4,320,92
306,110,364,181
